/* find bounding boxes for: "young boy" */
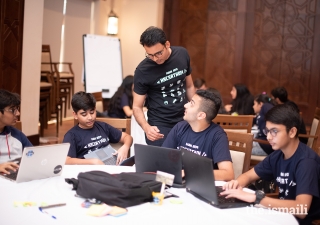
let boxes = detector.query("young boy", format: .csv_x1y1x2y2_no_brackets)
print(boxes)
0,89,32,174
63,91,133,165
162,89,234,181
221,104,320,224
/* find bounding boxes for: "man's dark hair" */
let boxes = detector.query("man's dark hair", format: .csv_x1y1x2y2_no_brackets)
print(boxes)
140,26,167,47
271,87,288,103
0,89,20,114
71,91,96,113
193,78,206,89
196,89,221,123
265,103,300,137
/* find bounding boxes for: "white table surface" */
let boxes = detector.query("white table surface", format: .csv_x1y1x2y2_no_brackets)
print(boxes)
0,165,298,225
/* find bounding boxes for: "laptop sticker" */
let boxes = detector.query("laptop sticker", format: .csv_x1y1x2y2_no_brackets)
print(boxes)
26,150,34,157
54,165,62,174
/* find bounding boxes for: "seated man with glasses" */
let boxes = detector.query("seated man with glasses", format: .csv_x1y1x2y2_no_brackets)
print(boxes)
133,26,195,146
0,89,32,174
221,103,320,225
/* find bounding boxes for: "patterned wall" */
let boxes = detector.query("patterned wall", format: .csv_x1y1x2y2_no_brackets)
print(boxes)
164,0,320,124
0,0,24,93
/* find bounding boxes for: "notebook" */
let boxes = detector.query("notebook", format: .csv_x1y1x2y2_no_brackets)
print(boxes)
181,148,250,209
83,145,117,165
0,143,70,183
134,144,184,187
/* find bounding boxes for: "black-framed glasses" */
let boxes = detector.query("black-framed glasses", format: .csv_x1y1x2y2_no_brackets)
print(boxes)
145,46,165,59
2,106,20,115
263,128,278,137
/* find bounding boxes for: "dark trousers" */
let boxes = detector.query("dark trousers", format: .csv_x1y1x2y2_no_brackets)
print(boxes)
145,126,172,146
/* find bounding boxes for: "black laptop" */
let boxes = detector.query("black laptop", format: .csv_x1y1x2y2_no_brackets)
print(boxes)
181,148,250,209
134,144,185,187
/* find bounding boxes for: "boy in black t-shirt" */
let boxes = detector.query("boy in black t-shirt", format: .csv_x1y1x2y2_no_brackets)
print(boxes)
63,92,132,165
221,104,320,224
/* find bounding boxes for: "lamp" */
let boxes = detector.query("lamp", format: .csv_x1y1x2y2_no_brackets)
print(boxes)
107,9,118,35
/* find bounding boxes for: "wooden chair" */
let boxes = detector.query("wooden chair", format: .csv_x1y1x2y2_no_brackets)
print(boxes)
13,121,22,131
226,131,253,179
213,114,255,133
41,45,75,118
299,107,320,153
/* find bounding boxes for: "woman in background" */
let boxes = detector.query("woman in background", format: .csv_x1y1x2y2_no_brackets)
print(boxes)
225,83,254,115
108,75,134,118
252,93,275,155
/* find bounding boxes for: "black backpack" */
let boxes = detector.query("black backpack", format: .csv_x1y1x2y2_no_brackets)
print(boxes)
65,171,162,208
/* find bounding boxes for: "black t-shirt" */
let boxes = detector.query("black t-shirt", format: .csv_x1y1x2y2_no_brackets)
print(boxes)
254,142,320,223
134,46,192,128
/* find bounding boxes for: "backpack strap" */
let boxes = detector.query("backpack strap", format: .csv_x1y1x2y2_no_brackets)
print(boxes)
65,178,79,190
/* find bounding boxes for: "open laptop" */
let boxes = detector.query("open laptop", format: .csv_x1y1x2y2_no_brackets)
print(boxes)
84,145,117,165
0,143,70,183
134,144,185,187
181,148,250,209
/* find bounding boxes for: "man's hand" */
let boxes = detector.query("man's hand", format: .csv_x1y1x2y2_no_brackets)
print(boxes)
144,124,164,141
220,188,256,203
0,162,19,174
222,180,242,190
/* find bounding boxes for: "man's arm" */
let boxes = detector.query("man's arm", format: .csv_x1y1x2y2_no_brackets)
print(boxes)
132,92,164,141
185,75,195,101
224,168,260,189
214,161,234,181
115,132,133,165
65,157,104,165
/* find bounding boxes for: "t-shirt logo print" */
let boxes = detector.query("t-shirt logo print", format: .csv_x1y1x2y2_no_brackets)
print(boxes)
160,79,186,105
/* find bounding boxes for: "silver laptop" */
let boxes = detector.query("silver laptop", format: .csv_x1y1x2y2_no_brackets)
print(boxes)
0,143,70,183
83,145,117,165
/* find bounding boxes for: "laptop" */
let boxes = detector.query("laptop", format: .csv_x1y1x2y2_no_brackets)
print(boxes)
181,148,250,209
83,145,117,165
0,143,70,183
134,144,185,187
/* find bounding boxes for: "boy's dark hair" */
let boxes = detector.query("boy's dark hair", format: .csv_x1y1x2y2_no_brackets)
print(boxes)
71,91,96,113
140,26,167,47
265,103,300,137
193,78,206,89
0,89,21,114
196,89,221,123
271,87,288,103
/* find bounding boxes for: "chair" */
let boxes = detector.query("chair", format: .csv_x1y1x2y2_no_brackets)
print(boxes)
13,121,22,131
299,107,320,153
41,45,75,118
213,114,255,133
225,131,253,179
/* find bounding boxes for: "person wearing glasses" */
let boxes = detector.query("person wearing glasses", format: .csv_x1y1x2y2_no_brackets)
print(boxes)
133,26,195,146
221,104,320,224
0,89,32,174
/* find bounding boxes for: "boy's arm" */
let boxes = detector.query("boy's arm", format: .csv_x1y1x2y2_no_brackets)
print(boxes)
65,157,104,165
214,161,234,181
115,132,133,165
223,168,260,189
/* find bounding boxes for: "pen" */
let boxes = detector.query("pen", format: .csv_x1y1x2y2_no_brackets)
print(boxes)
40,203,66,209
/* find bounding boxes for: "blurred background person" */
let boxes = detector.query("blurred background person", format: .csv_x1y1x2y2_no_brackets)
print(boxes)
224,83,254,115
193,78,207,91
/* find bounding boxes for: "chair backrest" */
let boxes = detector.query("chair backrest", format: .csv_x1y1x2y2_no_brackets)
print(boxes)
92,92,104,112
213,114,255,133
41,45,53,73
73,118,131,135
307,107,320,150
13,121,22,131
226,131,253,179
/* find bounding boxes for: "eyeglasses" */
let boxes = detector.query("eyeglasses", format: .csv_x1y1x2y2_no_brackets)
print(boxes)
145,46,165,59
2,106,20,115
263,128,278,137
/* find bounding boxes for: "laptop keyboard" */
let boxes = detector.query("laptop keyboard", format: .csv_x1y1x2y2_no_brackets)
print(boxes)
2,170,18,180
103,156,117,165
216,186,237,203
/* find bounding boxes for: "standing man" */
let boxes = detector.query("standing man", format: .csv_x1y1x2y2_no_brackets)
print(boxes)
133,26,195,146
